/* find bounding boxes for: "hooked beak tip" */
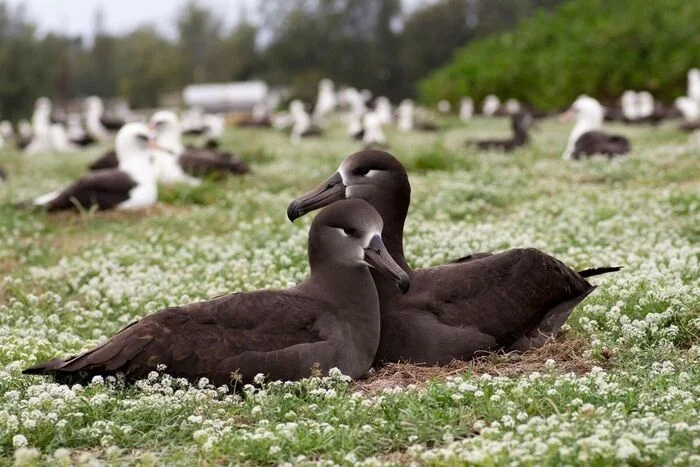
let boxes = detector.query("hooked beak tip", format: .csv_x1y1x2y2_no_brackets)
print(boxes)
397,274,410,294
286,201,302,223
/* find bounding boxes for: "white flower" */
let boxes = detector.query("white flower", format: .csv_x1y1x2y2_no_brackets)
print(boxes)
12,434,28,448
90,375,104,385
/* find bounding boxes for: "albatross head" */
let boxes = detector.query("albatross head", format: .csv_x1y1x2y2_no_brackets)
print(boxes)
309,199,409,293
149,111,182,152
287,149,409,224
115,123,155,166
568,95,605,127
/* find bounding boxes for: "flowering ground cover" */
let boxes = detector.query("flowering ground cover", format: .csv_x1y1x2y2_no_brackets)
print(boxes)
0,118,697,465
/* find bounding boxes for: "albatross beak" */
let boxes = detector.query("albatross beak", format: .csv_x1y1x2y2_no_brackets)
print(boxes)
363,234,410,294
559,110,575,122
287,171,346,222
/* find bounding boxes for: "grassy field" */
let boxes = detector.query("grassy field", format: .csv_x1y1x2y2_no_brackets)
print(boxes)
0,116,698,465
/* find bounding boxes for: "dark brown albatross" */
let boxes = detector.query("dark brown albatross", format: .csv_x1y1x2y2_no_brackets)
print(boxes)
288,150,620,365
24,199,409,387
467,111,533,152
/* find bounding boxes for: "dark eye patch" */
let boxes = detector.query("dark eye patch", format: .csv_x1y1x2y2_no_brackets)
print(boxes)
136,133,149,142
353,167,371,176
331,225,361,237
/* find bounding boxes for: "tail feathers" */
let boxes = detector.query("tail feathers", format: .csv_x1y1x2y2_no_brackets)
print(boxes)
22,357,69,375
505,287,596,352
578,266,622,278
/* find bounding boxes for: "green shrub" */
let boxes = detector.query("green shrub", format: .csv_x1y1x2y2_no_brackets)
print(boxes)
419,0,700,110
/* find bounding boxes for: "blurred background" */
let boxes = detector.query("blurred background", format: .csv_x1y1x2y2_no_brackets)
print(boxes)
0,0,698,121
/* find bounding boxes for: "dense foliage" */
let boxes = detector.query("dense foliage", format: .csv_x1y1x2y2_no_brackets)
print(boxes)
0,0,565,120
420,0,700,109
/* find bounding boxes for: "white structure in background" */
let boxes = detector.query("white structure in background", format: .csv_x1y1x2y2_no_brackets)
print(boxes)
504,98,521,115
482,95,501,116
688,68,700,102
397,99,414,132
459,97,474,121
437,100,451,113
183,81,277,113
637,91,655,119
289,100,312,145
85,96,112,141
375,97,393,125
362,110,386,146
562,95,604,160
621,90,639,121
675,97,700,122
312,79,337,125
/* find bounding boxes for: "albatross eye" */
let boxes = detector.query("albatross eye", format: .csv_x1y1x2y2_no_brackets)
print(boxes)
136,133,149,142
353,167,371,176
343,227,359,237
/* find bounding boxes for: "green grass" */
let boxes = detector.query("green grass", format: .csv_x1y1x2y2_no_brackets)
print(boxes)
0,117,698,465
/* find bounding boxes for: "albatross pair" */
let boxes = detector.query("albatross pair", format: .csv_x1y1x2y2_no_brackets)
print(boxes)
89,111,249,182
288,150,620,365
25,199,409,386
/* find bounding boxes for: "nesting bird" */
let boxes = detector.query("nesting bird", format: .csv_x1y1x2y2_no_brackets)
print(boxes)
361,110,388,148
459,97,474,122
675,97,700,132
24,199,409,386
688,68,700,102
312,79,337,126
25,98,77,154
467,111,533,152
481,95,501,116
288,150,620,365
85,96,118,141
562,96,630,160
290,100,322,144
89,111,248,180
27,123,157,212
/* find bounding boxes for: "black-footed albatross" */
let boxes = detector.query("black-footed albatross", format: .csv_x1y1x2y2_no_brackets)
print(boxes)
24,199,410,386
288,150,620,365
467,111,533,152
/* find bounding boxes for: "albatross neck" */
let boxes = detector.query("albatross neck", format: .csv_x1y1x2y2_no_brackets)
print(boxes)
361,181,411,274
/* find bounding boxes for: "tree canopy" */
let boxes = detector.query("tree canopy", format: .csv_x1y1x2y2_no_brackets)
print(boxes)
0,0,567,120
419,0,700,110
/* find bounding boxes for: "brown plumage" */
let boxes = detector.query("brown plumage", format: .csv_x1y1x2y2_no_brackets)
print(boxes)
179,146,249,178
468,111,533,152
40,170,137,212
88,145,249,178
24,199,409,386
100,115,126,131
572,131,630,160
288,150,621,365
89,150,118,171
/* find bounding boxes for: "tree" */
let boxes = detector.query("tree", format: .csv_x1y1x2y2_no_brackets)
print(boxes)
175,0,224,84
115,26,180,108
